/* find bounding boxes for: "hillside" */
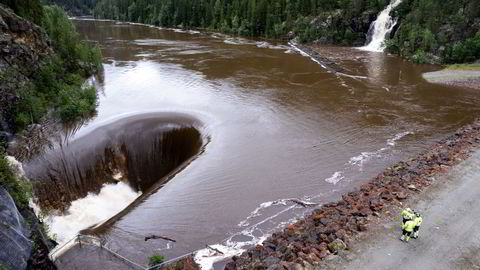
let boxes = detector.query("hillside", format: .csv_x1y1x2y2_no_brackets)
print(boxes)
91,0,480,64
0,2,102,269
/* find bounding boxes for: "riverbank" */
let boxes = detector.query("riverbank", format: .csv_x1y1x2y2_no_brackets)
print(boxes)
423,64,480,90
316,147,480,270
224,120,480,269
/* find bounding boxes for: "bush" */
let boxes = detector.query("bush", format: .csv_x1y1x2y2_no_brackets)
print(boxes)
9,6,102,131
14,56,98,130
148,254,166,267
41,5,102,75
444,34,480,64
387,0,480,63
0,151,32,209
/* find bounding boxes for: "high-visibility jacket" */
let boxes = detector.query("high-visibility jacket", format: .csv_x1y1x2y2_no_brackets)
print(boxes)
414,216,423,227
403,220,416,232
401,209,414,220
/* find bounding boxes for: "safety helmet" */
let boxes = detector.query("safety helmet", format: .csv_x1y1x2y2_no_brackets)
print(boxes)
406,208,411,212
416,213,421,217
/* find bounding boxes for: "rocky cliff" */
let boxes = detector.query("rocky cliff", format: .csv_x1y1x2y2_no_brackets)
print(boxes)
0,4,52,135
0,5,57,270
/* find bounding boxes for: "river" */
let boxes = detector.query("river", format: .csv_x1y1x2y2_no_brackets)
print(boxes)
30,19,480,267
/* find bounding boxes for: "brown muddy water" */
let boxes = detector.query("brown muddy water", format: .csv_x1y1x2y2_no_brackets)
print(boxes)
26,19,480,267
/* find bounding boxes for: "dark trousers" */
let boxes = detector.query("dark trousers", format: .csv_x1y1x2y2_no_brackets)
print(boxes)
402,229,412,237
414,226,420,232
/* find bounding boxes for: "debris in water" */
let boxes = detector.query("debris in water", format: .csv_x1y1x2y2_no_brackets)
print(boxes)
145,235,177,242
205,245,224,256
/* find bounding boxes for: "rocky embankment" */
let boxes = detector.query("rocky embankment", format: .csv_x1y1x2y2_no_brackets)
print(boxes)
0,4,52,135
0,5,57,270
225,121,480,269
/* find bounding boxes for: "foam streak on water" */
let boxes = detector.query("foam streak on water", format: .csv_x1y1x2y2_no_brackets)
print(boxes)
195,203,298,270
325,131,413,184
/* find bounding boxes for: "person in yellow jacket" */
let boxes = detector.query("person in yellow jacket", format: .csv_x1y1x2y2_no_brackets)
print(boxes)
401,208,414,225
401,219,416,242
412,212,423,239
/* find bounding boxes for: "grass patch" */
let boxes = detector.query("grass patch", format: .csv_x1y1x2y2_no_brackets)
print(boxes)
148,254,166,267
446,64,480,71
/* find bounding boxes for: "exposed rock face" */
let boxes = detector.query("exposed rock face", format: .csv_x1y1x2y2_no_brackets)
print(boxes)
225,120,480,269
308,9,381,46
0,186,32,270
0,4,53,133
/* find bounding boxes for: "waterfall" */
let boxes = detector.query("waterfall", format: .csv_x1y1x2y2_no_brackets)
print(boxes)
361,0,403,52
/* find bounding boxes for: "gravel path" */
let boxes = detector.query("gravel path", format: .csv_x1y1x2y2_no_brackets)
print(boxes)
423,70,480,90
318,149,480,270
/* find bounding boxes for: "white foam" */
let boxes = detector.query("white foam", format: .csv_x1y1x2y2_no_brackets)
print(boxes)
196,199,305,269
387,131,413,146
325,131,413,184
360,0,403,52
237,201,276,227
44,182,140,245
350,131,413,168
6,156,26,178
348,151,378,168
325,171,344,184
194,244,245,270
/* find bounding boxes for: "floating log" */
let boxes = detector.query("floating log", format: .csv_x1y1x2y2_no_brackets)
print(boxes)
288,198,318,208
206,245,224,255
144,235,176,242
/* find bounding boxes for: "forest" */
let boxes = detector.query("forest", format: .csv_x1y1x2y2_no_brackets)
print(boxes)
91,0,480,63
93,0,391,45
38,0,480,63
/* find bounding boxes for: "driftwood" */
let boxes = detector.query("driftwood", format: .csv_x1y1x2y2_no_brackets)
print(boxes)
288,199,319,208
144,235,176,242
206,245,224,255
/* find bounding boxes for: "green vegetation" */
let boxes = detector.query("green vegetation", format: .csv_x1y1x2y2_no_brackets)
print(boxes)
0,1,102,131
387,0,480,64
446,64,480,70
14,5,102,128
44,0,97,15
148,254,166,266
92,0,480,64
94,0,389,44
0,0,44,24
0,150,32,209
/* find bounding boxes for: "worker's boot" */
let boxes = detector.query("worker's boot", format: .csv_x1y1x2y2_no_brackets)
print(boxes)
413,232,419,238
405,236,410,242
400,235,405,241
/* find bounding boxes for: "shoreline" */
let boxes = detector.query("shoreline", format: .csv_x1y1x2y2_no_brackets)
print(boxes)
224,120,480,269
423,69,480,90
